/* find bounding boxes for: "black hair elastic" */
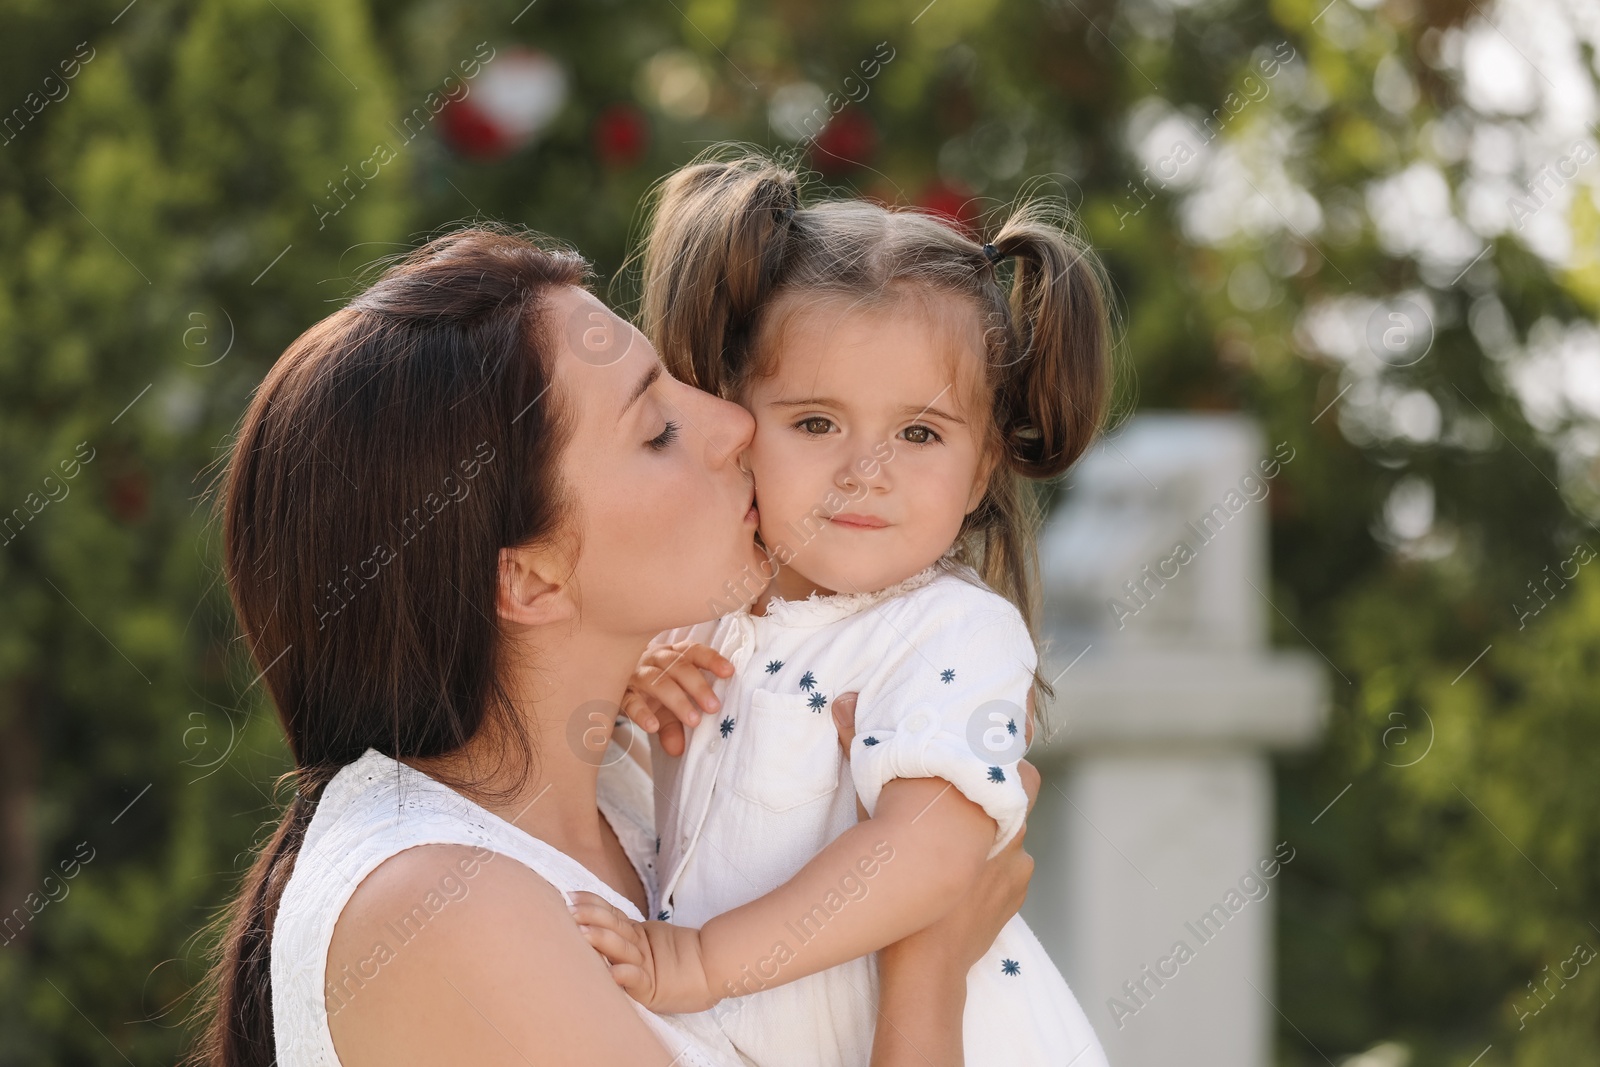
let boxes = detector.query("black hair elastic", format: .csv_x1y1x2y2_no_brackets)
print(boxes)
981,242,1006,264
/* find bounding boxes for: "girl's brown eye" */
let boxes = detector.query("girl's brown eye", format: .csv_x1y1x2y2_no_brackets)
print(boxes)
801,417,832,435
902,424,940,445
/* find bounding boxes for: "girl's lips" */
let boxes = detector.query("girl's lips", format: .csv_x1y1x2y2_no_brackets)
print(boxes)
744,487,759,525
830,513,887,529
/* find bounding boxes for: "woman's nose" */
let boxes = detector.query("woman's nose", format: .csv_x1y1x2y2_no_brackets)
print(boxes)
694,389,756,470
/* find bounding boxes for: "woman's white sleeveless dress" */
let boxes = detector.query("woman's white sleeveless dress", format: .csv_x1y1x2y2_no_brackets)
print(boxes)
271,729,750,1066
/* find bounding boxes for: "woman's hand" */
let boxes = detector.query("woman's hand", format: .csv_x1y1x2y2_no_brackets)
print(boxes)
620,641,733,757
568,891,720,1014
830,690,1040,968
890,756,1040,965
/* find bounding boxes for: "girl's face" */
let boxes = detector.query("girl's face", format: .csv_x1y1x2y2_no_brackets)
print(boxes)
548,287,764,636
742,291,997,599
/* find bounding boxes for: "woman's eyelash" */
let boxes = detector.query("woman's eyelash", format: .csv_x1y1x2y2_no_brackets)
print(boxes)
647,421,681,451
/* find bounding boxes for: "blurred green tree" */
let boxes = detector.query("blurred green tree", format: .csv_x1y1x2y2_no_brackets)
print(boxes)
0,0,409,1062
1,0,1596,1063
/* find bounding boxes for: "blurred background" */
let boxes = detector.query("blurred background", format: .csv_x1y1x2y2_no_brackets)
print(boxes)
1,0,1597,1063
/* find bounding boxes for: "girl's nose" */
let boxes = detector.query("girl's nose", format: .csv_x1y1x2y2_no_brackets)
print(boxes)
836,448,890,494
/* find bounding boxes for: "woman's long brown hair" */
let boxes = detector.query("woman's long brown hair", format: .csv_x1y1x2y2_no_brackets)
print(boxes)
192,226,586,1066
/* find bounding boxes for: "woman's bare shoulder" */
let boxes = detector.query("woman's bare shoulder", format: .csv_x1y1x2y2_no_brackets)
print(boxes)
324,844,675,1066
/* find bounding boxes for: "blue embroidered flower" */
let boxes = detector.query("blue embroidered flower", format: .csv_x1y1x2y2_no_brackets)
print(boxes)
940,668,956,684
765,659,784,674
807,692,828,712
1001,958,1021,976
862,736,880,747
720,717,735,737
798,670,817,691
1006,718,1018,736
988,766,1006,783
657,910,671,921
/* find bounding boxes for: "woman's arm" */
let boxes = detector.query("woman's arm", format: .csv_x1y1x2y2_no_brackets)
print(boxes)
327,844,684,1066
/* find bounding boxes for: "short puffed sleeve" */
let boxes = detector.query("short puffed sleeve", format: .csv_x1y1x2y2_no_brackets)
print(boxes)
847,579,1035,858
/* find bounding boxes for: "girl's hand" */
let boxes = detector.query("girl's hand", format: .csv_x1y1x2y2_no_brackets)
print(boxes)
568,891,718,1014
621,641,734,757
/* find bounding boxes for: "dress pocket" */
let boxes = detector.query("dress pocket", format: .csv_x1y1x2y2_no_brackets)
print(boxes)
729,688,844,813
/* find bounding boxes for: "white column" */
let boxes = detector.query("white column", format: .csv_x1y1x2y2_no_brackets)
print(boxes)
1022,414,1326,1067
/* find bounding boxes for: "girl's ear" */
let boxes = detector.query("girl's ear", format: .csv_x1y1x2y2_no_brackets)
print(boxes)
496,545,578,627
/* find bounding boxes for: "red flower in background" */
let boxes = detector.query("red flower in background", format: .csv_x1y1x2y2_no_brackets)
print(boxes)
593,103,650,169
916,179,982,237
107,468,149,524
440,49,568,162
808,109,877,175
440,102,508,159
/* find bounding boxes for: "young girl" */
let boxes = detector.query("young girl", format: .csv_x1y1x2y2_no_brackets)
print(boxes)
571,157,1114,1067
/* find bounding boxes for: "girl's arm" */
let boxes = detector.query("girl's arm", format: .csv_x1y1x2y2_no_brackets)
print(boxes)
709,776,993,996
573,777,994,1013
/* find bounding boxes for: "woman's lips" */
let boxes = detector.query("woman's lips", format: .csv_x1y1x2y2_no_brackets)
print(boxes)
829,513,888,529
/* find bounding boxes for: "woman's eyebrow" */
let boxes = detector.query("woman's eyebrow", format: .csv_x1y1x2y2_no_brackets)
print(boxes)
622,363,663,416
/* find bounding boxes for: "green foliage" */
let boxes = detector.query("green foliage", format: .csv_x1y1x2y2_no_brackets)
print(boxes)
1,0,1595,1063
0,1,407,1062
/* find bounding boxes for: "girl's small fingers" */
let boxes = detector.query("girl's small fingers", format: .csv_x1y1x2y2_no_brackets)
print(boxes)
568,891,622,927
569,904,620,933
666,662,721,715
609,962,651,998
620,692,659,733
830,692,859,753
577,923,644,967
686,642,735,678
659,718,687,758
652,683,704,728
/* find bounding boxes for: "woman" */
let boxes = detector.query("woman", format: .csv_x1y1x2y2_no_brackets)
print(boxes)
194,225,1040,1066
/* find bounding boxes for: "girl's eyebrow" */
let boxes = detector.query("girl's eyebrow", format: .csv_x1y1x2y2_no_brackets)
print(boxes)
895,402,966,425
770,394,846,409
772,394,968,426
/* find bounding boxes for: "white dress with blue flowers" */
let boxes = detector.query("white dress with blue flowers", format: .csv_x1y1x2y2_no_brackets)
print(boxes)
649,558,1110,1067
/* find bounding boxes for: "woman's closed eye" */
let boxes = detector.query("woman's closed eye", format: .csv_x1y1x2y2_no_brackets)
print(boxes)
647,420,681,451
